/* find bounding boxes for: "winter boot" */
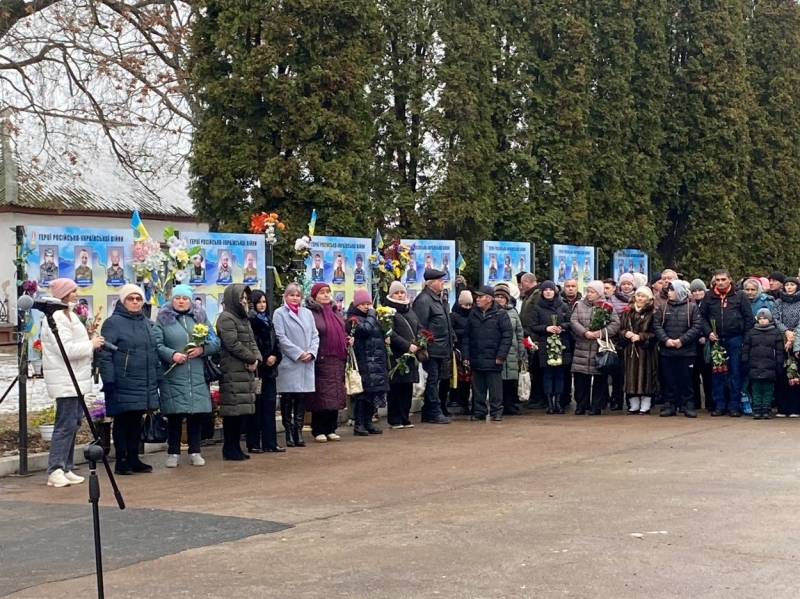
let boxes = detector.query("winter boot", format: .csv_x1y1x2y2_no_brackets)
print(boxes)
353,399,369,436
280,395,294,447
683,401,697,419
114,451,133,475
753,406,763,420
546,395,554,415
763,406,772,420
554,396,565,414
292,394,306,447
659,402,676,417
363,399,383,434
628,396,641,414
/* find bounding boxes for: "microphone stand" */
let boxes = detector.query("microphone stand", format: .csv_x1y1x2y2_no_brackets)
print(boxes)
44,309,125,599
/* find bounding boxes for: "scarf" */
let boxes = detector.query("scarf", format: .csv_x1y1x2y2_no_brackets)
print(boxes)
539,293,556,309
321,302,348,360
286,302,300,314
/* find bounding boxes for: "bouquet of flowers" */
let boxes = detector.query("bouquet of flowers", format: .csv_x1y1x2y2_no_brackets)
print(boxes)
546,315,565,366
589,301,614,331
87,396,106,424
163,323,210,376
388,329,434,378
250,212,285,245
74,303,103,335
131,227,201,304
710,320,728,373
376,305,396,337
370,239,414,293
522,336,538,354
786,357,800,386
21,280,37,296
32,339,42,356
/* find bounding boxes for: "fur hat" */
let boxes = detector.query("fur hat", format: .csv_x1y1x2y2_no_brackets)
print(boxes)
48,278,77,301
352,289,373,306
118,283,142,303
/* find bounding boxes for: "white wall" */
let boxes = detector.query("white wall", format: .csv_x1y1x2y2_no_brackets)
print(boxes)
0,211,209,325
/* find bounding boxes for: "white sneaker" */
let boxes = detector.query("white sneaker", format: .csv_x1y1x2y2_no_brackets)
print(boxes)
776,413,787,418
790,414,799,419
405,423,415,428
315,434,328,443
165,454,179,468
64,471,84,484
327,433,341,441
390,425,404,430
47,469,71,488
189,453,205,467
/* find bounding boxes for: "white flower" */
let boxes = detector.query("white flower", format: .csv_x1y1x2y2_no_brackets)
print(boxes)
169,246,179,258
167,236,180,247
174,270,187,282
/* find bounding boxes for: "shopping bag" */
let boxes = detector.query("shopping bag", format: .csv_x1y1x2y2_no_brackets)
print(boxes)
345,346,363,396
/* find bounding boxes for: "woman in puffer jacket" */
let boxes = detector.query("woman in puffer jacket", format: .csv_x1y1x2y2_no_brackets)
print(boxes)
385,281,421,429
40,278,105,488
346,289,390,436
773,277,800,416
154,284,220,468
494,283,525,415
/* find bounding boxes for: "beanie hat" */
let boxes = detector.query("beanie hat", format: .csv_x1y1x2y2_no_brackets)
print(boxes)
458,290,473,306
586,280,605,298
758,277,770,290
540,280,557,293
632,273,648,289
388,281,406,297
48,278,77,301
756,308,773,322
690,279,707,292
768,271,786,284
634,285,654,301
493,282,512,300
352,289,372,306
118,283,142,303
171,284,193,299
618,273,635,287
310,282,330,299
785,276,799,286
649,272,663,286
670,280,690,303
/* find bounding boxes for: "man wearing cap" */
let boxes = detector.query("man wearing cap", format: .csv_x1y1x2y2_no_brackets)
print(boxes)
699,268,754,417
462,285,513,421
767,271,785,299
413,268,456,423
39,248,59,284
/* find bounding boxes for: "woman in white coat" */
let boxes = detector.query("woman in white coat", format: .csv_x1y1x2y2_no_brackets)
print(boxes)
40,278,105,487
274,283,319,448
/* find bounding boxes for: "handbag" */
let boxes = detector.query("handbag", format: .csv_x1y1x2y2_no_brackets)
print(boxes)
595,329,620,375
253,376,262,394
141,411,168,444
518,371,531,401
203,356,222,384
345,346,364,396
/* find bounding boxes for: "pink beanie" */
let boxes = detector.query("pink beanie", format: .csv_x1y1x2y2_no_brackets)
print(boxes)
48,278,77,300
618,273,635,286
586,280,605,298
353,289,372,306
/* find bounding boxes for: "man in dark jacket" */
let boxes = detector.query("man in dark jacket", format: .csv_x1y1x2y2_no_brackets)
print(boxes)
462,286,513,421
654,280,703,417
413,269,455,423
699,269,755,417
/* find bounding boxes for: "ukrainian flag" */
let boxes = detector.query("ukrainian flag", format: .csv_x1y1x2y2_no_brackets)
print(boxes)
131,209,149,240
375,229,384,251
456,252,466,271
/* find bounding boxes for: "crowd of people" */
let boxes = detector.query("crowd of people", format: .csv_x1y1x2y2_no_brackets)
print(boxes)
37,265,800,488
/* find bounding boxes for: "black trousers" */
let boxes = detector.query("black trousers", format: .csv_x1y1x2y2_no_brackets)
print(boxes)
573,373,608,412
311,410,339,437
661,355,694,408
166,413,204,455
559,364,574,409
439,379,452,415
692,351,713,410
456,380,472,412
502,379,518,411
528,356,546,405
112,410,144,458
222,415,245,457
387,383,413,426
610,354,625,409
247,377,279,450
775,368,800,415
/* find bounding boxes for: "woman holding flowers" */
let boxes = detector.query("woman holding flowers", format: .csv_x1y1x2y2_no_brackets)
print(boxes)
274,283,319,447
347,289,390,436
40,278,106,488
385,281,422,429
619,286,659,414
305,283,348,443
154,284,220,468
570,280,620,415
530,281,572,414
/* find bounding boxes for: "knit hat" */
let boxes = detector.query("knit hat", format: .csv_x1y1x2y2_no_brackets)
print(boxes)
586,280,605,298
540,280,557,293
689,278,707,292
48,278,77,301
388,281,406,297
670,280,690,303
310,282,330,299
785,276,799,286
756,308,773,322
353,289,372,306
618,273,635,287
649,272,663,286
768,271,786,284
632,273,648,289
458,290,473,306
171,284,193,299
758,277,770,290
493,282,512,300
118,283,142,303
634,286,654,300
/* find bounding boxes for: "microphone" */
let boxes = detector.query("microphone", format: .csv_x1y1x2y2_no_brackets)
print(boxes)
102,341,118,352
17,295,69,314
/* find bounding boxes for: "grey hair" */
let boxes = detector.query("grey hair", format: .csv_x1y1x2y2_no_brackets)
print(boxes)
521,272,537,284
283,282,303,298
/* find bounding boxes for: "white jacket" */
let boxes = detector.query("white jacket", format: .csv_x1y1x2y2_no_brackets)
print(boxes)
40,309,94,398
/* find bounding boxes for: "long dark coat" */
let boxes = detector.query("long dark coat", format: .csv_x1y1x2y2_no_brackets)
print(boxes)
346,304,390,393
618,303,659,395
530,296,573,368
248,310,282,380
216,284,262,417
306,299,347,411
462,301,513,371
385,297,421,385
98,302,160,417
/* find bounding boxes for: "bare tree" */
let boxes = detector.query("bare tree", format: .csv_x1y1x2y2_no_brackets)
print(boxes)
0,0,195,180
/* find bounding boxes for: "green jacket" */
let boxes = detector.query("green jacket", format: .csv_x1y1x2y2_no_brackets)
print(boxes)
501,305,525,381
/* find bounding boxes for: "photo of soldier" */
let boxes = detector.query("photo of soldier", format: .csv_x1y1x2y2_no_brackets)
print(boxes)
311,253,325,282
189,252,206,284
105,247,126,286
74,247,93,286
106,294,119,316
216,250,233,284
502,255,512,281
353,253,366,284
406,253,417,283
488,254,498,280
332,254,345,283
193,295,206,310
242,251,259,283
334,292,344,312
38,246,59,286
442,254,451,281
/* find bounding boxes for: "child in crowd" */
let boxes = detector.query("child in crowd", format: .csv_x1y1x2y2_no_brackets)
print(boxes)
742,308,785,420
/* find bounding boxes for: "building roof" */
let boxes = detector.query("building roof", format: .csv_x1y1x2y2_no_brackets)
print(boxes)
0,132,196,220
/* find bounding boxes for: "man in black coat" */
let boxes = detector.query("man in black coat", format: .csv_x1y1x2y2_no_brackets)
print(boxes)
699,269,755,417
462,286,513,421
413,269,456,423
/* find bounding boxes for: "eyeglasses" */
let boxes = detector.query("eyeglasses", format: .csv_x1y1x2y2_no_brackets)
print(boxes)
126,296,144,302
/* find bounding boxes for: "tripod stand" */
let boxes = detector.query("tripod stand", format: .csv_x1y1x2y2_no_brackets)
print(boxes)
44,309,125,599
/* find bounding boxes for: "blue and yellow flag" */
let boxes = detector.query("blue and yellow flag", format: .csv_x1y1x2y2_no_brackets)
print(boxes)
374,229,384,251
456,252,466,271
308,209,317,237
131,209,149,240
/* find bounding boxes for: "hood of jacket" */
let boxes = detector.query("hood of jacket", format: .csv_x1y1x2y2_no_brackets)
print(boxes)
346,303,376,319
383,296,410,313
112,300,146,321
223,284,250,318
157,301,207,326
452,304,471,318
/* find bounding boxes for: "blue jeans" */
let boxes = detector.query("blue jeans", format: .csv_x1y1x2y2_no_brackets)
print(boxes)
422,357,445,419
542,366,564,396
712,336,743,412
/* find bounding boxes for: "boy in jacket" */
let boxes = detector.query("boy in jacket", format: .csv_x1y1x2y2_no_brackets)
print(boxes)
742,309,785,420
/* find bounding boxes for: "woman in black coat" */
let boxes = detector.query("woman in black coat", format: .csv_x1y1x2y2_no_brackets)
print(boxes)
386,282,421,429
98,284,160,475
346,289,390,436
450,290,473,414
530,281,572,414
246,290,284,453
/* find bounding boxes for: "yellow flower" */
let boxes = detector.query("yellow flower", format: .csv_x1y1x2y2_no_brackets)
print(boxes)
394,268,402,278
176,250,189,264
193,323,209,336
